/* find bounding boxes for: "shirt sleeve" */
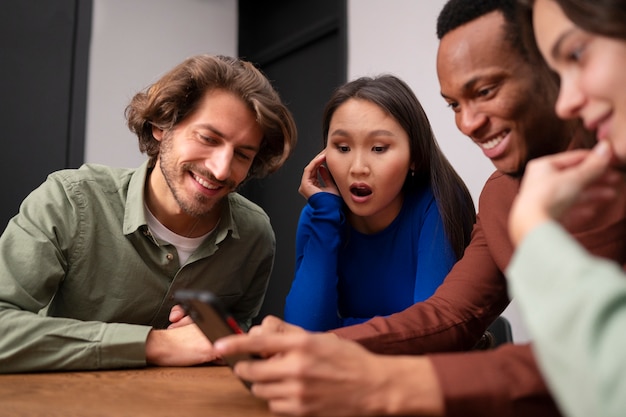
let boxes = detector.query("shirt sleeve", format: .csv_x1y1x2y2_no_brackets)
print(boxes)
0,175,151,373
284,192,345,330
507,220,626,417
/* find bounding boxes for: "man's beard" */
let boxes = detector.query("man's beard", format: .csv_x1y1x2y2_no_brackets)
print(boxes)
158,135,234,218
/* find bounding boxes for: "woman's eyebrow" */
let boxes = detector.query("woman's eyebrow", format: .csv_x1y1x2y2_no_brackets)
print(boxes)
550,27,578,60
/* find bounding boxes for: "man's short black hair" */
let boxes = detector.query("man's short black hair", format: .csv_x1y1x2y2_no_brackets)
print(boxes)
436,0,526,59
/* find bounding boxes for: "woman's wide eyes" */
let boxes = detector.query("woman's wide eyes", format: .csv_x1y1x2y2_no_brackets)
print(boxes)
333,144,389,153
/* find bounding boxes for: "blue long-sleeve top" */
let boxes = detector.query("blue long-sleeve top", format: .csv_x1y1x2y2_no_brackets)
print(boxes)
284,187,456,331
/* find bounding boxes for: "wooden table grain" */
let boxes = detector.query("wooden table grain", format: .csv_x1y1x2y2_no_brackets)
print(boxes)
0,366,273,417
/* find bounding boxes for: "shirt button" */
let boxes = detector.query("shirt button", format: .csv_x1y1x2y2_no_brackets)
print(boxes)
166,253,174,261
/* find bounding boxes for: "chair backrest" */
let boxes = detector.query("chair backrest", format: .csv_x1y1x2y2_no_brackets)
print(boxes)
472,316,514,350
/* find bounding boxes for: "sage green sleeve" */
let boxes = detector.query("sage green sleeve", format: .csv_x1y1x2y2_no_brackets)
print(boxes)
0,171,151,372
507,221,626,417
0,306,151,372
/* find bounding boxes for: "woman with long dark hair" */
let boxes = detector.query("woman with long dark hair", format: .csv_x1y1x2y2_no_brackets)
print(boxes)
285,75,475,331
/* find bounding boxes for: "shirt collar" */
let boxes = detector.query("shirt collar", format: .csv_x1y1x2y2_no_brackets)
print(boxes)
216,193,239,243
123,160,150,236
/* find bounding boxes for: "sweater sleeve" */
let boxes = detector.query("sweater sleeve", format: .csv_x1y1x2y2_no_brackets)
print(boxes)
284,193,345,330
430,343,561,417
507,221,626,417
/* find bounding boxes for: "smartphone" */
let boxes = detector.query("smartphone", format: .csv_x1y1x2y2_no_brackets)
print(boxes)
173,289,257,389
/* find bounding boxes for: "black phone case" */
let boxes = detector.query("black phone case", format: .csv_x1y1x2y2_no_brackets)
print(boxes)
174,289,256,389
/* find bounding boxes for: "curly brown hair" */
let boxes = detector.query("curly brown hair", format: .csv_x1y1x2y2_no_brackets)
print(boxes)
125,54,297,179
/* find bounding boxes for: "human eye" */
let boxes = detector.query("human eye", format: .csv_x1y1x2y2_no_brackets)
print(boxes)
372,145,388,153
566,44,585,63
197,133,218,145
445,100,460,113
235,150,253,161
557,32,590,65
334,144,350,153
477,85,495,98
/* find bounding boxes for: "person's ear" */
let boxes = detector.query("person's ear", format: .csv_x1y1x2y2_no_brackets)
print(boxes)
152,126,164,141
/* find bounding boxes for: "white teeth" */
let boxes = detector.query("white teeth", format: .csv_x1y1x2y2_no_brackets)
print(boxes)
481,132,507,150
193,174,219,190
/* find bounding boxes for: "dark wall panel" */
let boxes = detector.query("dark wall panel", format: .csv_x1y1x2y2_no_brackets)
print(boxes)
239,0,347,322
0,0,91,228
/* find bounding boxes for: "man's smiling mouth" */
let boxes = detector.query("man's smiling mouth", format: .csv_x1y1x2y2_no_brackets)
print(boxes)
193,173,220,190
480,130,509,150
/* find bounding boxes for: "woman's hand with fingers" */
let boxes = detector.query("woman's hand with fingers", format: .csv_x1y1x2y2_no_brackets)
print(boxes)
509,141,617,245
299,150,339,199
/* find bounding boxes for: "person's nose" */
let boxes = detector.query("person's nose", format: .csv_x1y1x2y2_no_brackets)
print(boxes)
349,151,370,176
457,104,488,138
206,146,233,181
555,75,585,120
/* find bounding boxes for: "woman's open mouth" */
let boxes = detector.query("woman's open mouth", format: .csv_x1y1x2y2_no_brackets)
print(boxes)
350,185,372,197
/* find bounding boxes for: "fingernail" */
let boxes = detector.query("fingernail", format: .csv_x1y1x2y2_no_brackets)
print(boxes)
594,141,611,157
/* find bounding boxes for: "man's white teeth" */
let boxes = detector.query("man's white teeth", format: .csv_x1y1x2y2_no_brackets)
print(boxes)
193,174,219,190
481,133,507,150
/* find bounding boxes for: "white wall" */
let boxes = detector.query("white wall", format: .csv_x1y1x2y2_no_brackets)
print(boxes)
348,0,529,343
85,0,237,168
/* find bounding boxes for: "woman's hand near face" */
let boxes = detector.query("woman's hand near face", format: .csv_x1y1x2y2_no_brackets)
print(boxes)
509,141,618,245
298,150,339,200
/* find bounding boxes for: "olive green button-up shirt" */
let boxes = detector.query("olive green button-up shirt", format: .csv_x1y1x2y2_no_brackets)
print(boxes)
0,162,275,373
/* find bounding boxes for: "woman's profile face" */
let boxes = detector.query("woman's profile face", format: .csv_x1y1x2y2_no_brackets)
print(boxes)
533,0,626,164
325,98,412,234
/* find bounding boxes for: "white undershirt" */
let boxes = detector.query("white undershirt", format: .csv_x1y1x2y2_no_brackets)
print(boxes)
144,204,214,265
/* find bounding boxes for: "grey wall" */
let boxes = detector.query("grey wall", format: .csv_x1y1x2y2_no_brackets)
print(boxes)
84,0,237,168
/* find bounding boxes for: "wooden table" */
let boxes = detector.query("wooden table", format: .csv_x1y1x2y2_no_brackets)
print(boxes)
0,366,273,417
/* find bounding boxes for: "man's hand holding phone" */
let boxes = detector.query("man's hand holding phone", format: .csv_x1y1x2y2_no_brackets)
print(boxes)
167,304,194,328
173,290,259,389
145,321,218,367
